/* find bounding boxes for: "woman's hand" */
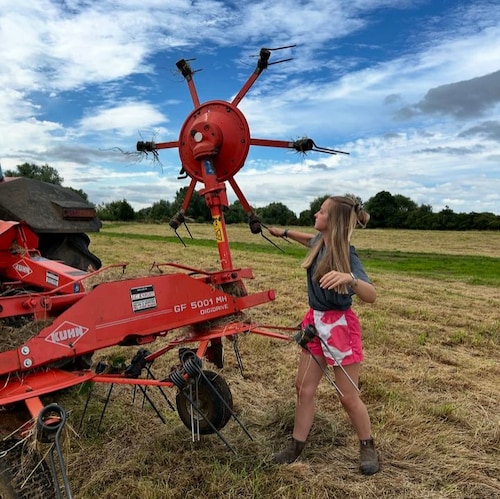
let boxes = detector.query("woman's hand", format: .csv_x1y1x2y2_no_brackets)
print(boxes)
268,227,286,238
319,271,352,290
267,227,315,247
320,271,376,303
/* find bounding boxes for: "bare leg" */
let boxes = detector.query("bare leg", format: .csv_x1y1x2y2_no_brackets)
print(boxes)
333,363,372,440
292,351,325,441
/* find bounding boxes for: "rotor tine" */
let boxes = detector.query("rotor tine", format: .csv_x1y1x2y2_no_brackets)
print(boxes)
232,336,245,375
260,221,292,244
194,382,200,440
97,384,114,433
312,147,336,155
316,336,360,392
181,383,237,453
173,229,187,247
312,146,349,155
136,385,166,424
77,382,95,433
186,384,197,442
260,232,285,253
264,44,296,51
145,365,176,411
140,378,149,410
268,57,294,65
183,222,193,239
197,369,253,441
303,345,344,397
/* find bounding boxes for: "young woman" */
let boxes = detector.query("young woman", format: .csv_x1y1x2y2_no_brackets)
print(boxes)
268,196,379,475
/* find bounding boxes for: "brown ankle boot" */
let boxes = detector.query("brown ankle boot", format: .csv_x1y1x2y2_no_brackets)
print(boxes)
359,438,379,475
272,438,306,464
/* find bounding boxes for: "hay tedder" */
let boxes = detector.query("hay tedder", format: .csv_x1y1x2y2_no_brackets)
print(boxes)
0,47,345,498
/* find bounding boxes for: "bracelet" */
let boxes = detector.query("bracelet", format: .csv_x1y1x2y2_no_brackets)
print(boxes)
350,272,359,287
283,228,289,238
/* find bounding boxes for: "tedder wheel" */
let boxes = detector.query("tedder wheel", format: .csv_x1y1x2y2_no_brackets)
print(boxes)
0,439,55,499
39,232,102,271
175,370,233,434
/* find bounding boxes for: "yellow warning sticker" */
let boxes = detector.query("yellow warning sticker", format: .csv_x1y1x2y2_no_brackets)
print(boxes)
213,216,224,243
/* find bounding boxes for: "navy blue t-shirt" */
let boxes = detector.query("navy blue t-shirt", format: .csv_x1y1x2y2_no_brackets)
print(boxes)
306,234,371,311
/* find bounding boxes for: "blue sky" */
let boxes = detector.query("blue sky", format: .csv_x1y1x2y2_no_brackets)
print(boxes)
1,0,499,216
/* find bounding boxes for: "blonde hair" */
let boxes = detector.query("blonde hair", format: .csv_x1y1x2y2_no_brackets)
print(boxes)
302,196,369,294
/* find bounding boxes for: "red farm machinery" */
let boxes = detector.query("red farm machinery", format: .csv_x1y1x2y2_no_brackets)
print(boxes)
0,47,345,498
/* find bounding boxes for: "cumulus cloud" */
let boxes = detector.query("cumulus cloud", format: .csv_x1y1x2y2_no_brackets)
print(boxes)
397,71,500,119
0,0,499,215
458,120,500,141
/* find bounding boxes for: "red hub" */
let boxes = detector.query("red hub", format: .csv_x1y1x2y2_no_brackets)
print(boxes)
178,100,251,182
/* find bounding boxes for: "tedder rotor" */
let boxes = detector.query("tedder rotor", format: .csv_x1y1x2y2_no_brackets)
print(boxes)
0,46,346,498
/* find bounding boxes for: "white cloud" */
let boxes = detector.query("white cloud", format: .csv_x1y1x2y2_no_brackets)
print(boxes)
78,102,168,135
0,0,499,217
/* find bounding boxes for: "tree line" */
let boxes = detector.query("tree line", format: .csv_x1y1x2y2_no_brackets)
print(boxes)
100,190,499,231
3,163,499,231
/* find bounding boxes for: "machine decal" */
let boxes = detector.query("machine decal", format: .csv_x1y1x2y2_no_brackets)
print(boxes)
200,303,229,316
13,259,33,278
130,284,157,312
46,270,60,287
45,321,89,348
191,294,229,316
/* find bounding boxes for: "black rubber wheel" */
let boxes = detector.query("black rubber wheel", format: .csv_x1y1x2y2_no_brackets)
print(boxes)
39,232,102,271
0,439,56,499
176,370,233,434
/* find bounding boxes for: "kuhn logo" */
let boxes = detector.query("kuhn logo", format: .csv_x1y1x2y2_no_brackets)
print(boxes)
45,321,89,348
13,259,32,277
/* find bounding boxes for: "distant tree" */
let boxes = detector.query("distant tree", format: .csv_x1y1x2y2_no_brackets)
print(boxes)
452,212,471,230
67,187,89,202
436,206,456,230
136,206,152,221
173,187,211,222
148,199,174,222
256,202,298,226
97,200,135,221
406,204,436,229
224,200,247,224
298,209,313,226
4,162,64,185
392,194,418,227
365,191,399,228
470,212,500,230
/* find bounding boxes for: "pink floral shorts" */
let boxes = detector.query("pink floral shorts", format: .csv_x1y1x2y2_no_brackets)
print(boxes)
301,308,364,366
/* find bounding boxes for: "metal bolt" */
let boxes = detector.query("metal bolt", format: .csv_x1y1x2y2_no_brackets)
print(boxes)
21,346,30,355
23,358,32,368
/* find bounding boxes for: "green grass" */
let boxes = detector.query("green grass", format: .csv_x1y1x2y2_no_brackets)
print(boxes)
12,226,497,499
358,249,500,285
96,230,500,286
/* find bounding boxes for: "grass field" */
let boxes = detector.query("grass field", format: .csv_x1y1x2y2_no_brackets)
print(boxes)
21,224,500,497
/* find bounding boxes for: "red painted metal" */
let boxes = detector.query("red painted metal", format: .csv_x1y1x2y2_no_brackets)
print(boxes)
178,100,251,182
0,221,87,293
0,370,95,407
0,48,306,427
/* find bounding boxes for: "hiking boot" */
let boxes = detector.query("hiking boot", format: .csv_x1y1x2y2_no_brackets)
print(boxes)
359,438,379,475
272,438,306,464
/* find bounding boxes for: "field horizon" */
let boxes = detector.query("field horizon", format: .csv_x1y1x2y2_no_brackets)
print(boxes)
3,224,499,498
